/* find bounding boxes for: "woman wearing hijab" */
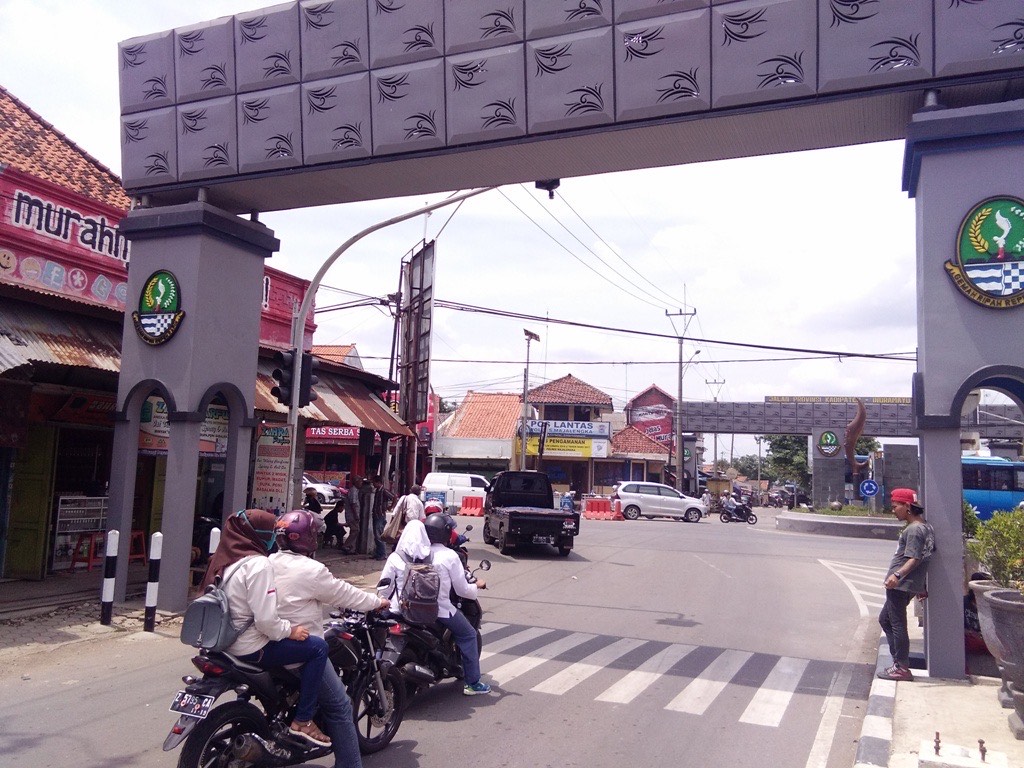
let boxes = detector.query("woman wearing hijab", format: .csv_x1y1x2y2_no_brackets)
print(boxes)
378,519,432,606
201,508,332,747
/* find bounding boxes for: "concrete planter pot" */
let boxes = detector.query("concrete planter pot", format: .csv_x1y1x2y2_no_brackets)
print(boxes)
982,588,1024,739
971,579,1014,709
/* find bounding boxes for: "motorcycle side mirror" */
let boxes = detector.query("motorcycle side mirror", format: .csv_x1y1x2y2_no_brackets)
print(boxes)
478,559,492,571
464,524,473,532
376,577,392,590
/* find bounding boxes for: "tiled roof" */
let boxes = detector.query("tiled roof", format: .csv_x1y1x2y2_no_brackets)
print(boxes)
626,383,675,409
528,374,613,407
611,425,669,456
0,85,130,210
313,344,361,369
440,391,521,439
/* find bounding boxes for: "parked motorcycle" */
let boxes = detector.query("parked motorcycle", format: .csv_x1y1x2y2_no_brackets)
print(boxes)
380,557,491,698
164,609,404,768
720,502,758,525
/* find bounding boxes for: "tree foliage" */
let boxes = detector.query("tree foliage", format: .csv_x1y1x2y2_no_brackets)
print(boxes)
764,434,810,488
733,453,762,480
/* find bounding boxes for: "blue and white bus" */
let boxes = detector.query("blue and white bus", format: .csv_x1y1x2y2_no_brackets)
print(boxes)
961,456,1024,520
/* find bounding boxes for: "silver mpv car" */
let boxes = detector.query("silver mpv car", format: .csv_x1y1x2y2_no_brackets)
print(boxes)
611,481,708,523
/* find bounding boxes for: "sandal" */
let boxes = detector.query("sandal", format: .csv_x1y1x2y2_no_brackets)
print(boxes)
289,720,332,747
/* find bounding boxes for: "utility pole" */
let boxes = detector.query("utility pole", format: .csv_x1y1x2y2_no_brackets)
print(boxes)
666,308,696,493
706,378,725,477
520,329,540,470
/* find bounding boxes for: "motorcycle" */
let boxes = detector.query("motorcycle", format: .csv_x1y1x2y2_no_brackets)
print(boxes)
164,609,404,768
719,502,758,525
380,544,492,698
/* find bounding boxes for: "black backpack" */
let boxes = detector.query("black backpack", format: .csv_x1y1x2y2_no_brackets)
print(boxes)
398,552,440,625
179,556,255,652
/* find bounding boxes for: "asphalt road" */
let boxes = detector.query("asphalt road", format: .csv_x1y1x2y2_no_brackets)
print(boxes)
0,513,893,768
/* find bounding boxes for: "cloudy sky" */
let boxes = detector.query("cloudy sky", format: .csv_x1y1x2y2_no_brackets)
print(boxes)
1,0,924,460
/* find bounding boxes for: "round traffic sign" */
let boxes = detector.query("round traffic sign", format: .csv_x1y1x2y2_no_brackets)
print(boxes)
860,479,879,497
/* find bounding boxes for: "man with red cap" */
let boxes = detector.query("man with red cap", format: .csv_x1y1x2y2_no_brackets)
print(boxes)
877,487,935,681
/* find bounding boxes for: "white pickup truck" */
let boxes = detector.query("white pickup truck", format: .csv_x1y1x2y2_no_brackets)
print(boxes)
420,472,488,514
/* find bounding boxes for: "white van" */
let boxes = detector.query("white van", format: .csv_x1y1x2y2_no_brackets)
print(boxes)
420,472,489,513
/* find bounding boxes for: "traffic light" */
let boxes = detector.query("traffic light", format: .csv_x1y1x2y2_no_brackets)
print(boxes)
271,348,297,406
299,352,320,407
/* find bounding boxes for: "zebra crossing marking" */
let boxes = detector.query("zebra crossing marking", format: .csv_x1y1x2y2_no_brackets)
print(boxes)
739,656,810,726
479,626,554,661
595,643,697,704
664,649,753,715
478,624,851,729
488,632,596,686
532,637,646,695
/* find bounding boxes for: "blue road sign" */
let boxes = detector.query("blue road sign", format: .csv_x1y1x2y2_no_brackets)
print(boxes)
860,479,879,497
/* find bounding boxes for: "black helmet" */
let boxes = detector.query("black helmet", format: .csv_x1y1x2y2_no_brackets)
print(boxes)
423,512,453,545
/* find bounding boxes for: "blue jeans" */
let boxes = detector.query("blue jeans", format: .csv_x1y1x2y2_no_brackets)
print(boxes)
372,515,386,559
319,666,361,768
438,610,480,685
879,588,913,666
244,636,329,723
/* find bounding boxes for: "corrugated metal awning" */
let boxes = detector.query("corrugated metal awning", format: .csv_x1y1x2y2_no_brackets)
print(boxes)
255,361,413,437
0,301,121,374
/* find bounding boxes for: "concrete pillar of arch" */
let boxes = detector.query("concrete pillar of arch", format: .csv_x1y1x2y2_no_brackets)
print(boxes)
904,98,1024,678
111,202,279,611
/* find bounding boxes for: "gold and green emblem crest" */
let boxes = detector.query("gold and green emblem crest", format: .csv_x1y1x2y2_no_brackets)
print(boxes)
132,270,185,345
946,197,1024,308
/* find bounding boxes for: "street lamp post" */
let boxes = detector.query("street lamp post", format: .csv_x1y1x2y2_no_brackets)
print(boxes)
520,329,540,470
283,187,494,507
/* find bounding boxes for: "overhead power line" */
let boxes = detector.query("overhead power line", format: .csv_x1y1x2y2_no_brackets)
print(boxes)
431,299,917,362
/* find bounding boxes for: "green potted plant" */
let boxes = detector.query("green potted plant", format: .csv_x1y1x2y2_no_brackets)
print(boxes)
967,508,1024,735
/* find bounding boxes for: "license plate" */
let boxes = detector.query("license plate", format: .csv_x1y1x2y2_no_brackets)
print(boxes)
170,690,214,720
532,535,554,544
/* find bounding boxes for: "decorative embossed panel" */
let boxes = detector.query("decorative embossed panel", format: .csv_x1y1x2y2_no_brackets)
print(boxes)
119,32,176,115
176,96,238,182
237,85,303,174
525,0,613,40
368,0,444,69
935,0,1024,78
370,59,446,155
616,0,710,24
711,0,817,109
235,4,301,94
302,74,373,164
174,18,237,104
299,0,370,80
120,107,177,188
527,28,615,135
119,1,1024,204
818,0,932,95
445,0,524,55
615,10,712,122
446,45,527,145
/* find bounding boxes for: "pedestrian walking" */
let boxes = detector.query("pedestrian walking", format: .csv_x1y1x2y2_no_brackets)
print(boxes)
877,487,935,682
370,476,395,560
341,476,363,554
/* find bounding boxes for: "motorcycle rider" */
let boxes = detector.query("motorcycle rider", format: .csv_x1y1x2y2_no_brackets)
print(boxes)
271,510,391,767
723,493,738,515
200,509,331,747
380,515,491,695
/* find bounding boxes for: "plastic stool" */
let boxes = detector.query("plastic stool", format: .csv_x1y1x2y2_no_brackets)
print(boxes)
128,529,148,565
70,532,105,571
